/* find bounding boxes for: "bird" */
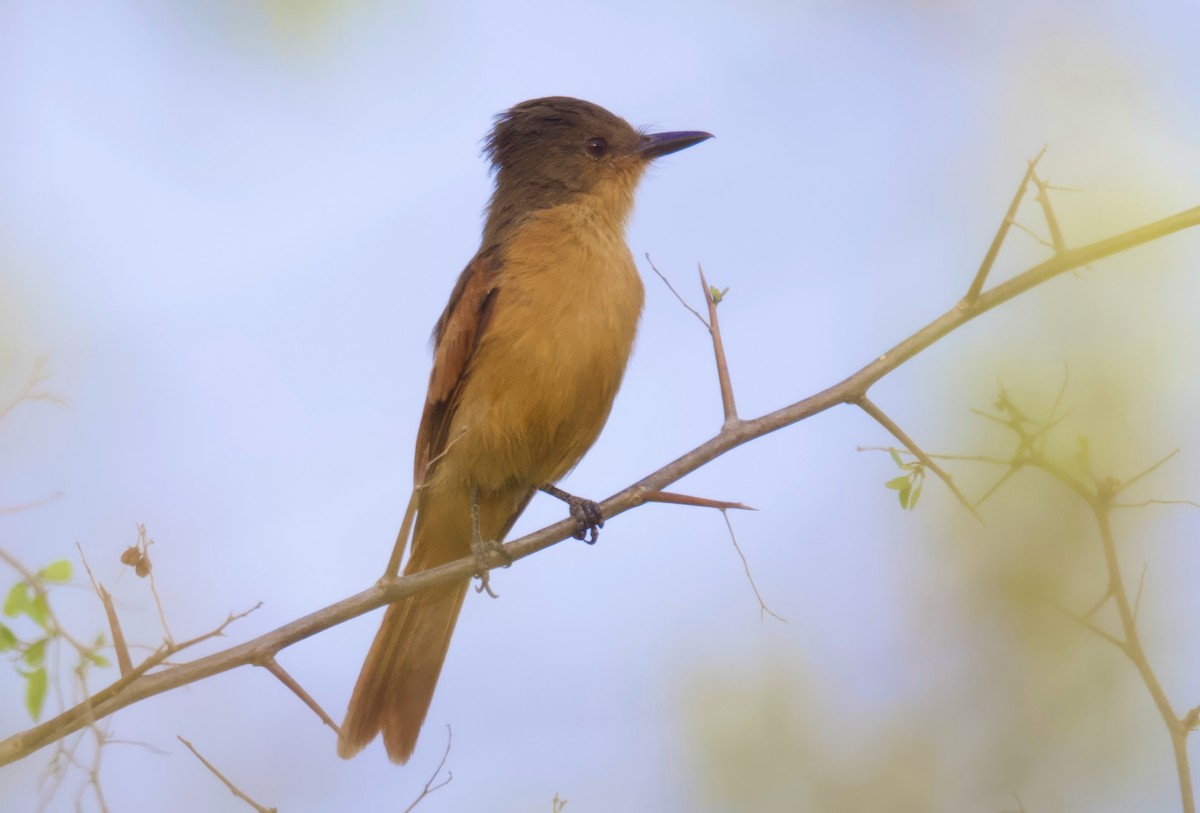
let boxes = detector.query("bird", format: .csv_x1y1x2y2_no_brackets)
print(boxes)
338,96,711,763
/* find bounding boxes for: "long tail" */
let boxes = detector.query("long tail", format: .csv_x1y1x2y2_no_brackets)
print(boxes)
338,485,532,763
337,575,468,763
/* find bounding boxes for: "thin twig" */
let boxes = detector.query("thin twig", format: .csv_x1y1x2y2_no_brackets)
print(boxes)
1082,586,1113,620
402,725,453,813
1032,171,1066,253
645,255,739,423
965,146,1046,302
857,397,982,521
720,509,786,623
857,445,1012,465
1007,218,1056,250
178,736,276,813
645,253,709,328
0,357,68,423
973,465,1022,510
1116,449,1180,495
0,492,65,517
127,525,175,645
1132,563,1148,627
697,263,739,424
170,603,263,653
1048,599,1127,652
261,657,341,735
76,544,133,677
1113,499,1200,509
1046,363,1070,427
643,490,755,511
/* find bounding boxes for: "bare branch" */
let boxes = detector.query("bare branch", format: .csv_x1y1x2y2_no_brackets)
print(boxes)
2,200,1199,766
1090,504,1194,812
965,146,1046,302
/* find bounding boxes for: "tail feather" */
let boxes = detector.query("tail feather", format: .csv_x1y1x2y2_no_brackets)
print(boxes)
338,580,468,763
339,485,532,763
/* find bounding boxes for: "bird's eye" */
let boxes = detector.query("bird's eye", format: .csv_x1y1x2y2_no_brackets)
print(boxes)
584,137,609,158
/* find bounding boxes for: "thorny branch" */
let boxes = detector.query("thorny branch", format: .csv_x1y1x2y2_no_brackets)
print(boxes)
878,389,1199,813
3,163,1200,770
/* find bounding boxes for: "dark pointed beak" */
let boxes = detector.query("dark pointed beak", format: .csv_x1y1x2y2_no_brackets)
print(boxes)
637,130,713,160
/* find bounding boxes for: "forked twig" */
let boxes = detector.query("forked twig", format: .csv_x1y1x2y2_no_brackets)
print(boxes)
964,146,1046,302
402,725,453,813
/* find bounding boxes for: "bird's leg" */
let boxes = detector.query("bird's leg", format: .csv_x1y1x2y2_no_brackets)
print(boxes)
539,484,604,544
469,484,511,598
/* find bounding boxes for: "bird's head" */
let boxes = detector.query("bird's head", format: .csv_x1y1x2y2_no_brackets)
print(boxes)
483,97,711,241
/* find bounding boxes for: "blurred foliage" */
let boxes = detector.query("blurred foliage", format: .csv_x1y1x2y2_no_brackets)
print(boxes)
2,559,109,722
684,370,1191,810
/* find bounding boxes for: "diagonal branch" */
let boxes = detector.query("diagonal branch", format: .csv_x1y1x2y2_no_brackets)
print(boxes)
2,201,1198,766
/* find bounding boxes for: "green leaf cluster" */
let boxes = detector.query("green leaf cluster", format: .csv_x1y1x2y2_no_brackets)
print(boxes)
1,559,74,720
884,449,926,511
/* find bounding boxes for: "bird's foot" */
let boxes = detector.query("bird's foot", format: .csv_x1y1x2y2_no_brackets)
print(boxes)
540,484,604,544
470,537,511,598
469,484,511,597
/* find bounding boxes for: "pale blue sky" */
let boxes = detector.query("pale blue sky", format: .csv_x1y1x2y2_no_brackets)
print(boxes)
2,2,1199,811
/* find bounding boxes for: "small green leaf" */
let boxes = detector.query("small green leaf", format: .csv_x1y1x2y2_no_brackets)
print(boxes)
0,624,16,651
41,560,72,583
86,652,110,668
709,286,729,304
889,449,904,467
25,667,47,721
27,593,49,628
885,476,910,490
909,480,924,510
898,486,911,509
24,638,47,667
4,582,30,618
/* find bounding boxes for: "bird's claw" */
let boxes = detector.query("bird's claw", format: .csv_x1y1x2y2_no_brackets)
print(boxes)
471,537,511,598
567,497,604,544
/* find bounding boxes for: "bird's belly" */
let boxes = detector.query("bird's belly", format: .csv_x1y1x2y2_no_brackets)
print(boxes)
441,257,643,494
